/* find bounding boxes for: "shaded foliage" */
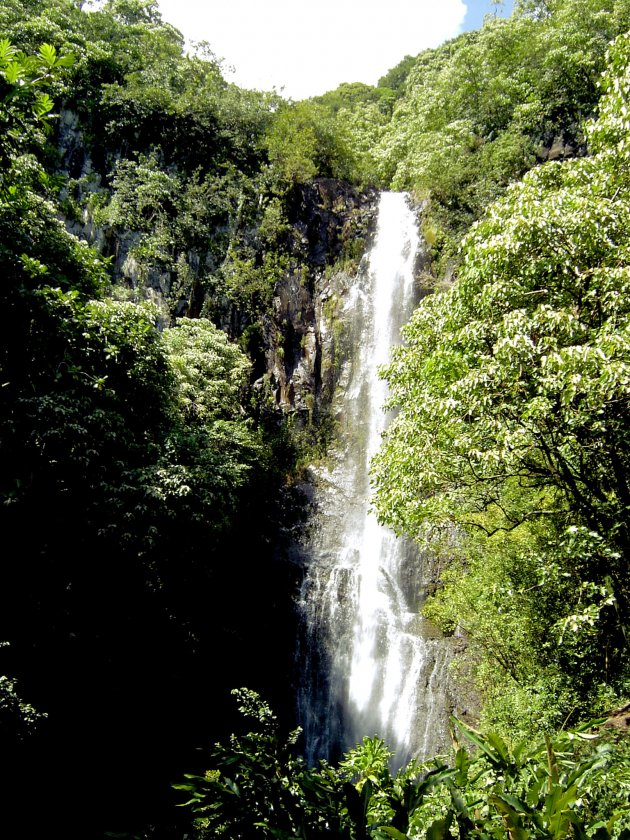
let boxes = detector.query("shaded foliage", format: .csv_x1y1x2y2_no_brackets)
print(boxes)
0,27,298,839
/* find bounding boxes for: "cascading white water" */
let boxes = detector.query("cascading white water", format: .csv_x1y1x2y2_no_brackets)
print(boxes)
297,192,452,768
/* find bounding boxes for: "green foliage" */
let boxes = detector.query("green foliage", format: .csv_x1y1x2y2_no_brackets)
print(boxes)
315,81,396,116
163,318,251,423
374,30,630,734
434,717,630,840
98,151,240,305
0,35,74,189
264,99,356,184
0,28,286,837
423,517,617,739
177,692,630,840
308,84,396,188
176,690,443,839
0,669,47,743
377,55,416,94
8,2,630,836
258,195,291,247
378,0,630,266
220,251,290,315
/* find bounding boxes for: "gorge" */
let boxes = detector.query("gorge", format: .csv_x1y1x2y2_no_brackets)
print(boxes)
4,1,630,836
297,192,453,767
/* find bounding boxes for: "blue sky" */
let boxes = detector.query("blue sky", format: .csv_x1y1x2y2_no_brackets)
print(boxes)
463,0,515,31
157,0,517,100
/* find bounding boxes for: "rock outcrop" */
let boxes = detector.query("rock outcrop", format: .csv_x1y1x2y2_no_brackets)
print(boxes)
56,110,381,425
261,179,378,421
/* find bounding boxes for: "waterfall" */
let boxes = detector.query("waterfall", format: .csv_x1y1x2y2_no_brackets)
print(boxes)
297,192,452,768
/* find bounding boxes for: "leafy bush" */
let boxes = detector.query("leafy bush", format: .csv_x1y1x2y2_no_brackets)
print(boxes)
177,690,630,840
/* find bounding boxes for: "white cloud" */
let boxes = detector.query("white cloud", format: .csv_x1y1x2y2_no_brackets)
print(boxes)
157,0,467,99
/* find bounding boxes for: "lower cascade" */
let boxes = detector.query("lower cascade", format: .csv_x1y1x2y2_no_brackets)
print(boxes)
297,191,453,768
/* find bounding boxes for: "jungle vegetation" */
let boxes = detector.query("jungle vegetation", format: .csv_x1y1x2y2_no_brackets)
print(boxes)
3,0,630,837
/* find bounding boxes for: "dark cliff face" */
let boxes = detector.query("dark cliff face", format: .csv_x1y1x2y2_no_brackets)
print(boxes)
56,108,379,423
261,179,378,421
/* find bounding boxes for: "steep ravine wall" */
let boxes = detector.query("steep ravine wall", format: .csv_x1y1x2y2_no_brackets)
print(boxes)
56,109,379,424
55,109,475,754
257,179,379,423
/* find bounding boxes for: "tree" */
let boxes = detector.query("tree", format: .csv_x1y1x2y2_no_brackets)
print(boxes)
0,33,278,837
264,100,355,184
378,0,630,267
373,32,630,719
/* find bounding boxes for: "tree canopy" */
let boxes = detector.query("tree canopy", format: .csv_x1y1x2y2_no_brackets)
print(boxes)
373,30,630,735
4,0,630,835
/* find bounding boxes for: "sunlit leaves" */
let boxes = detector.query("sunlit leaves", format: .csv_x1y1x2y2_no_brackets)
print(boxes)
0,37,17,65
0,38,74,91
38,42,58,68
377,0,630,266
375,29,630,538
177,691,630,839
373,31,630,734
264,99,356,184
163,318,251,423
0,38,74,213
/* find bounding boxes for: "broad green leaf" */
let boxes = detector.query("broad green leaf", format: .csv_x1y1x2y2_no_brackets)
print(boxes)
54,53,75,67
376,828,409,840
38,43,57,68
426,818,450,840
413,765,457,800
3,61,20,85
451,718,506,768
360,777,373,813
491,796,531,840
492,792,529,815
0,38,17,65
485,731,512,765
34,93,54,118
